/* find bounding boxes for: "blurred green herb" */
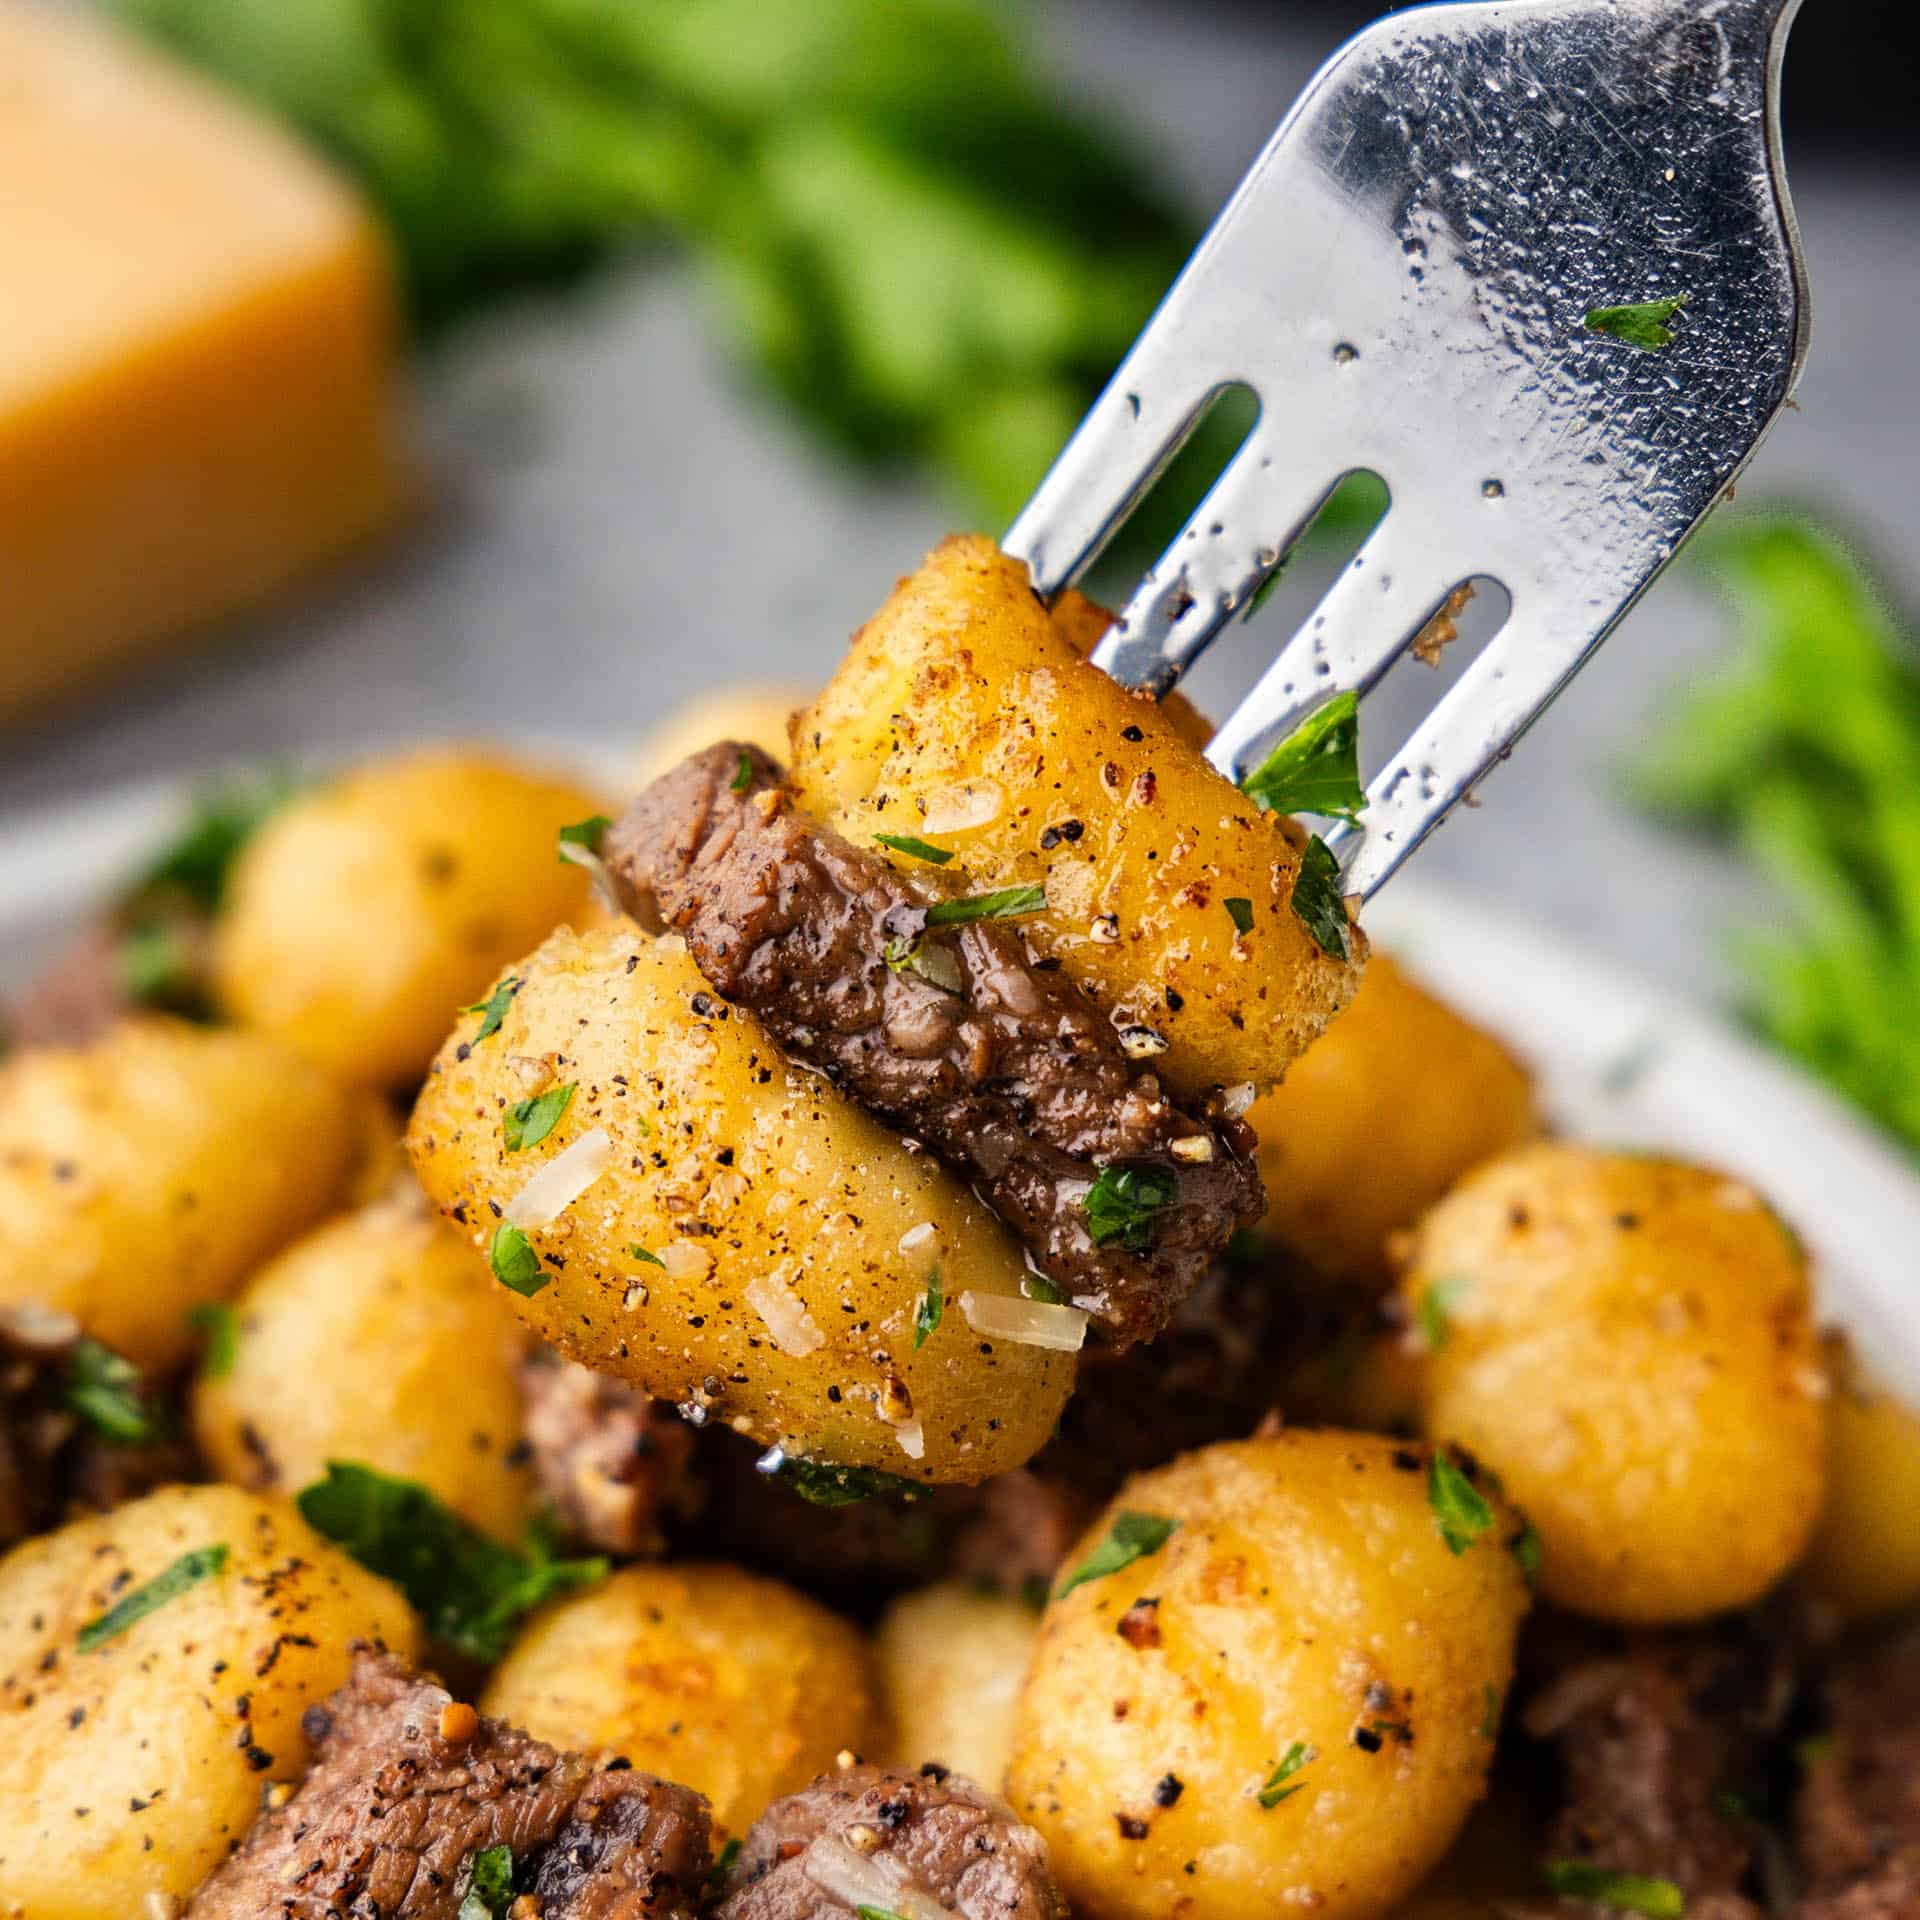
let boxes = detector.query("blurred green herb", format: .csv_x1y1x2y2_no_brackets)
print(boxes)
754,1445,923,1507
110,0,1196,524
1632,516,1920,1157
297,1460,605,1661
1584,293,1689,350
65,1339,159,1444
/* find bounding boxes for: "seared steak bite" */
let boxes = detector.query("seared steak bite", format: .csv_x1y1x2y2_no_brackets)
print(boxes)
713,1760,1064,1920
607,743,1264,1347
1797,1621,1920,1913
184,1649,711,1920
518,1351,695,1557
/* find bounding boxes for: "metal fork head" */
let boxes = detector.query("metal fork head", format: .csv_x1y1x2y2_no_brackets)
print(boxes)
1004,0,1808,900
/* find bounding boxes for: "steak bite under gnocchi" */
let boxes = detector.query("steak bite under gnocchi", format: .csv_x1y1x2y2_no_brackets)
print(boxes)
606,740,1264,1347
712,1758,1066,1920
184,1648,714,1920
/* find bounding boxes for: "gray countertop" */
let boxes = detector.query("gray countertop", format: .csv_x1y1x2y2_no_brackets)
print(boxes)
4,0,1916,1014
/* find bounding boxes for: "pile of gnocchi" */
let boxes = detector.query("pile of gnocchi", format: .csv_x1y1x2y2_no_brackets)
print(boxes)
0,537,1914,1920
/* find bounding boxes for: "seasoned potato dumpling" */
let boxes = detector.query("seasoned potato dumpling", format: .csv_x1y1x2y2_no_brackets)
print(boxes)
790,536,1364,1099
192,1195,534,1539
407,922,1073,1484
1802,1332,1920,1623
1249,953,1537,1283
0,1484,418,1920
214,747,606,1089
877,1580,1039,1791
1007,1432,1530,1920
0,1017,362,1370
1404,1144,1825,1624
482,1562,881,1843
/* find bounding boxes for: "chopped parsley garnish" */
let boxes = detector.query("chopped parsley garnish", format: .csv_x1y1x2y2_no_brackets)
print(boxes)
77,1544,228,1652
119,925,195,1008
873,832,955,866
1083,1165,1176,1252
914,1266,944,1349
488,1222,549,1297
1511,1523,1544,1585
885,933,965,995
1290,835,1351,961
1022,1271,1066,1305
754,1446,924,1508
925,883,1047,926
629,1244,665,1268
1416,1276,1470,1352
730,751,755,793
458,1844,516,1920
1257,1742,1313,1808
1224,896,1255,936
134,768,300,913
1240,691,1367,824
1056,1511,1179,1598
857,1908,909,1920
65,1339,156,1444
1584,294,1690,351
503,1083,577,1153
1428,1451,1496,1555
187,1302,239,1380
463,977,521,1046
297,1462,605,1662
1543,1862,1686,1917
707,1839,743,1891
556,815,611,859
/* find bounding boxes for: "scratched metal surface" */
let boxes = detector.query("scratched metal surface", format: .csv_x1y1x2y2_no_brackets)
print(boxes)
1009,0,1807,895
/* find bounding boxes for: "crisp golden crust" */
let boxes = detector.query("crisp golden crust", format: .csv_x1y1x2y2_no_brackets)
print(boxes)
790,536,1365,1100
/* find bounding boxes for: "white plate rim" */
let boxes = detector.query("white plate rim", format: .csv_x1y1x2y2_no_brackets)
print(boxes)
7,742,1919,1397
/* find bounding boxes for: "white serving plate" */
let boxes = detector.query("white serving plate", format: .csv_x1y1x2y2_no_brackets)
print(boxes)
6,751,1920,1398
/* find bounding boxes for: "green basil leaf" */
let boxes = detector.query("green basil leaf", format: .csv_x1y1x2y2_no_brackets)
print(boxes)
913,1265,943,1349
925,884,1046,927
1224,897,1255,936
458,1844,516,1920
1239,692,1367,824
489,1222,549,1297
1584,294,1689,351
1428,1450,1496,1555
1082,1165,1176,1253
557,816,611,859
462,977,522,1047
873,833,955,866
1289,835,1351,961
65,1338,156,1444
731,751,755,793
754,1446,924,1508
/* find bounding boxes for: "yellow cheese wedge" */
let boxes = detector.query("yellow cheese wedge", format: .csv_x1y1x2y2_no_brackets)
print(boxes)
0,2,411,719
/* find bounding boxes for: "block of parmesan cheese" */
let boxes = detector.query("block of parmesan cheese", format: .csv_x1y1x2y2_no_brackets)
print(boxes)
0,1,410,720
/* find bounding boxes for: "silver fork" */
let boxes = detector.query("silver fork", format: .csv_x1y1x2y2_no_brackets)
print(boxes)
1004,0,1808,900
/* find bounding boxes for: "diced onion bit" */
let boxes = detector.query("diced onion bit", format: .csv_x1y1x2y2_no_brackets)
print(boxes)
558,839,625,915
507,1127,613,1228
745,1275,826,1357
892,1416,927,1461
958,1289,1089,1352
804,1836,950,1920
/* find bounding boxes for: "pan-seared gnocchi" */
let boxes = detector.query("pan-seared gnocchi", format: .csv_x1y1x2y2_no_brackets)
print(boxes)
1006,1431,1531,1920
213,748,607,1089
0,1484,417,1920
1402,1143,1826,1623
789,536,1365,1099
407,921,1074,1484
0,1017,364,1371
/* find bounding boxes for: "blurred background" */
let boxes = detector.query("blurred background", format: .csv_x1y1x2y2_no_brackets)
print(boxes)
4,0,1919,1153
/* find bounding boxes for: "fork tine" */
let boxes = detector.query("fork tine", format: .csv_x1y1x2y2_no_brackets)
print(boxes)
1089,437,1337,696
1204,525,1471,781
1003,352,1222,599
1331,593,1620,901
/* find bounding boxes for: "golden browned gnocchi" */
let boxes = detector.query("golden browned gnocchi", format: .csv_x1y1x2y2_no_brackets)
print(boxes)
789,535,1365,1100
192,1193,535,1538
1402,1143,1826,1624
0,1016,364,1371
481,1561,882,1843
213,747,607,1089
1247,953,1538,1283
1802,1331,1920,1623
1006,1431,1531,1920
876,1580,1040,1791
406,921,1074,1485
0,1484,418,1920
